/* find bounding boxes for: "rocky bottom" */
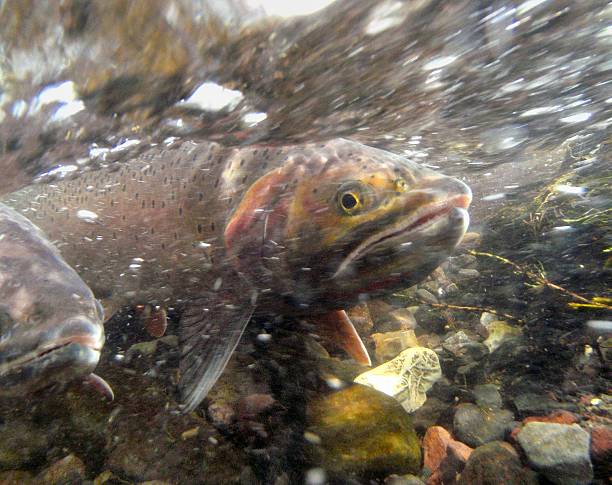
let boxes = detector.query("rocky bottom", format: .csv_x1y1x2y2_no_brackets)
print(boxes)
0,229,610,485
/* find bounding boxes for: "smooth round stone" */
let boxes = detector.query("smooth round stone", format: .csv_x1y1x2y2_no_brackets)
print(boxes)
516,422,593,485
306,384,421,477
458,441,537,485
453,403,514,448
472,384,502,409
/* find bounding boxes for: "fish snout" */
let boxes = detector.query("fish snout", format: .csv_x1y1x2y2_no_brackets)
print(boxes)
49,316,105,352
419,174,472,209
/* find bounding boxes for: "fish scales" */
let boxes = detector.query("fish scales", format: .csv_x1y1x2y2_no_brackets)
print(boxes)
2,138,472,411
4,141,269,310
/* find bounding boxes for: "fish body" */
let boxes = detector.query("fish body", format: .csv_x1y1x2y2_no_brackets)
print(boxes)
3,138,471,410
0,203,105,397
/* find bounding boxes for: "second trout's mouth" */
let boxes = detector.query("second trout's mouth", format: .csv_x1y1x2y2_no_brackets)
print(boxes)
0,334,102,374
332,193,471,279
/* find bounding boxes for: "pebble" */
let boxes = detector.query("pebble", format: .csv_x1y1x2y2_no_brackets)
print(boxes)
387,308,418,330
472,384,502,409
453,403,514,448
371,330,420,362
384,474,425,485
36,454,87,485
457,441,538,485
416,289,438,304
516,422,593,485
483,320,522,353
456,268,480,280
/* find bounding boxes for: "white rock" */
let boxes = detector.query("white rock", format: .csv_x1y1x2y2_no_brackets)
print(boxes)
354,346,442,413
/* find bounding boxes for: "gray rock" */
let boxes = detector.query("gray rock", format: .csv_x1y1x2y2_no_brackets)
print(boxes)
384,474,425,485
416,288,438,304
472,384,502,409
513,393,577,417
517,422,593,485
456,268,480,280
453,403,514,448
443,331,473,355
458,441,538,485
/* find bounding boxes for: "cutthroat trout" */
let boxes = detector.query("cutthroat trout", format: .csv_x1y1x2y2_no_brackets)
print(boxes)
3,138,471,411
0,203,108,398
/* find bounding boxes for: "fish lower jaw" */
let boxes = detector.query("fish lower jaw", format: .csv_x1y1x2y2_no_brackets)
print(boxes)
333,198,469,279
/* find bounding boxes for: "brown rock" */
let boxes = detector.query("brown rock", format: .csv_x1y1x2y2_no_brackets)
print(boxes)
0,470,35,485
523,410,578,426
590,426,612,477
37,454,87,485
371,330,420,362
237,394,277,420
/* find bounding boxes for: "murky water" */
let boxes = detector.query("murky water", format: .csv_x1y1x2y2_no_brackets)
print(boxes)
0,1,610,484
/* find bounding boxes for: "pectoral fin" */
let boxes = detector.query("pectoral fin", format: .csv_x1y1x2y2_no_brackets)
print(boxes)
179,282,256,413
314,310,372,366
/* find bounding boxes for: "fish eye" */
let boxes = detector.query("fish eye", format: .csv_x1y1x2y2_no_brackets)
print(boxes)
335,182,369,215
341,192,359,211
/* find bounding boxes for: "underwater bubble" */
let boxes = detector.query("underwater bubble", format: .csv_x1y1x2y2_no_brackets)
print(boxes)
76,209,99,223
32,81,78,111
553,184,586,195
423,55,458,71
482,193,506,201
51,100,85,122
11,100,28,118
304,431,322,445
242,111,267,126
560,112,592,124
250,0,337,18
480,125,528,154
325,377,344,389
365,1,405,36
520,105,562,117
111,139,141,152
177,82,243,112
257,333,272,343
305,467,327,485
586,320,612,334
45,165,79,177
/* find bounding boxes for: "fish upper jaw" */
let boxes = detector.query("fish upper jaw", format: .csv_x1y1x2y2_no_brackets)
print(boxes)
332,175,472,281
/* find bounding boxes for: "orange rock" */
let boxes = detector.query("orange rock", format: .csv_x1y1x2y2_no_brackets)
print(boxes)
510,410,579,442
423,425,473,484
591,425,612,476
523,410,578,426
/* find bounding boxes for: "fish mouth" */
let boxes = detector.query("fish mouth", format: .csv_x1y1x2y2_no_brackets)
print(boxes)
0,334,103,396
333,193,471,280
